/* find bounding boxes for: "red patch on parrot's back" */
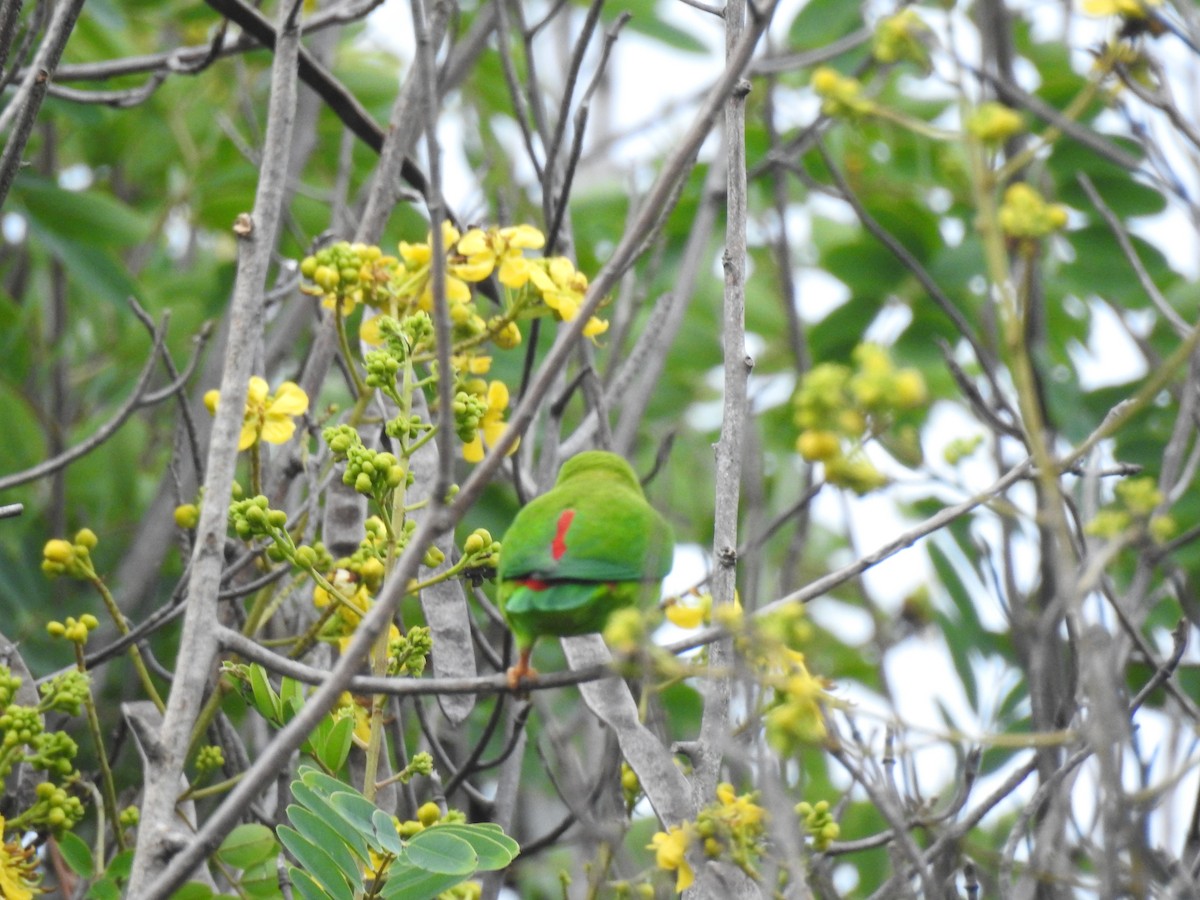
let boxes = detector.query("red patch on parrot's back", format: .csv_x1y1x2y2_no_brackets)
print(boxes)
551,509,576,561
519,578,549,590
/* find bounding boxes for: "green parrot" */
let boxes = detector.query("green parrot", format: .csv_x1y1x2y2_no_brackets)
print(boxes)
497,451,674,688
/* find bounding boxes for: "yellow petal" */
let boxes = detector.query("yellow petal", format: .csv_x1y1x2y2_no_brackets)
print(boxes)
360,315,384,346
676,860,695,893
486,380,510,411
399,241,430,266
528,265,555,293
500,224,545,249
269,382,309,417
498,256,531,288
447,275,472,303
583,317,609,338
482,419,508,451
547,256,575,285
462,435,484,463
440,220,461,248
238,422,259,451
666,604,704,629
456,228,489,256
452,258,494,282
203,389,220,415
247,376,269,405
260,418,298,445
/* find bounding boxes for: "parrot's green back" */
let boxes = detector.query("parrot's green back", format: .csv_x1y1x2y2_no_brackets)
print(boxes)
497,451,674,652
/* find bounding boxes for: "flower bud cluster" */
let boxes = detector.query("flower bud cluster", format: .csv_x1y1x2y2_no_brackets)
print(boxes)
27,781,85,833
793,343,927,494
1086,475,1176,542
796,800,840,850
388,626,433,677
41,528,99,580
46,614,100,645
0,665,83,806
323,426,409,502
195,744,225,775
300,241,397,315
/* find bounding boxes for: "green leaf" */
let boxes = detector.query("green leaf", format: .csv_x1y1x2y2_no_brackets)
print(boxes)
168,883,215,900
247,664,281,722
288,782,371,863
372,809,403,856
279,676,305,720
404,829,477,876
328,791,383,842
287,867,332,900
240,859,286,899
602,0,707,53
318,713,355,772
424,824,519,871
15,174,151,246
377,864,468,900
27,219,142,306
216,823,279,870
88,879,122,900
57,830,94,878
277,826,355,900
289,804,364,878
105,850,135,881
788,0,863,50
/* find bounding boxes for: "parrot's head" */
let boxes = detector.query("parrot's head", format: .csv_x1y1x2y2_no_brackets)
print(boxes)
556,450,644,495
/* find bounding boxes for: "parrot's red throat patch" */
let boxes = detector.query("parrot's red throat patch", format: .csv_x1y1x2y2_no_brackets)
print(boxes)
551,509,576,561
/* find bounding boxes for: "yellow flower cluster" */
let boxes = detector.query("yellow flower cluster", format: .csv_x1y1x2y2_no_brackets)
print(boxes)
998,183,1069,240
648,823,695,893
872,8,933,72
966,102,1024,145
793,343,927,493
1085,475,1176,542
204,376,309,452
811,66,874,118
648,783,768,893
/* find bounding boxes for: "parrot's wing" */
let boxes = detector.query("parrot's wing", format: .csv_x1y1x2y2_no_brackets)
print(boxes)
499,489,673,582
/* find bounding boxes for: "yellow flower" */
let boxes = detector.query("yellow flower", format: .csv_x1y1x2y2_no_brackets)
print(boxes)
0,819,39,900
397,221,474,311
1082,0,1158,16
665,594,710,629
716,783,766,830
530,256,587,321
453,224,545,287
998,183,1069,240
205,377,309,451
648,824,694,893
582,316,609,340
462,381,519,463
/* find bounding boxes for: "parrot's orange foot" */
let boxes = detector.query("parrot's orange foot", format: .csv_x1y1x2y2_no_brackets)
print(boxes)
506,652,538,692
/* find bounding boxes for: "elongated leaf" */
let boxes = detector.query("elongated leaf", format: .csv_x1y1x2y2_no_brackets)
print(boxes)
377,864,468,900
247,664,280,722
216,823,278,870
240,859,285,899
373,809,404,856
404,829,477,876
16,175,151,246
287,867,331,900
288,805,363,880
328,791,382,841
424,824,519,871
318,714,355,772
287,783,372,864
168,883,214,900
56,830,94,878
277,826,354,900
